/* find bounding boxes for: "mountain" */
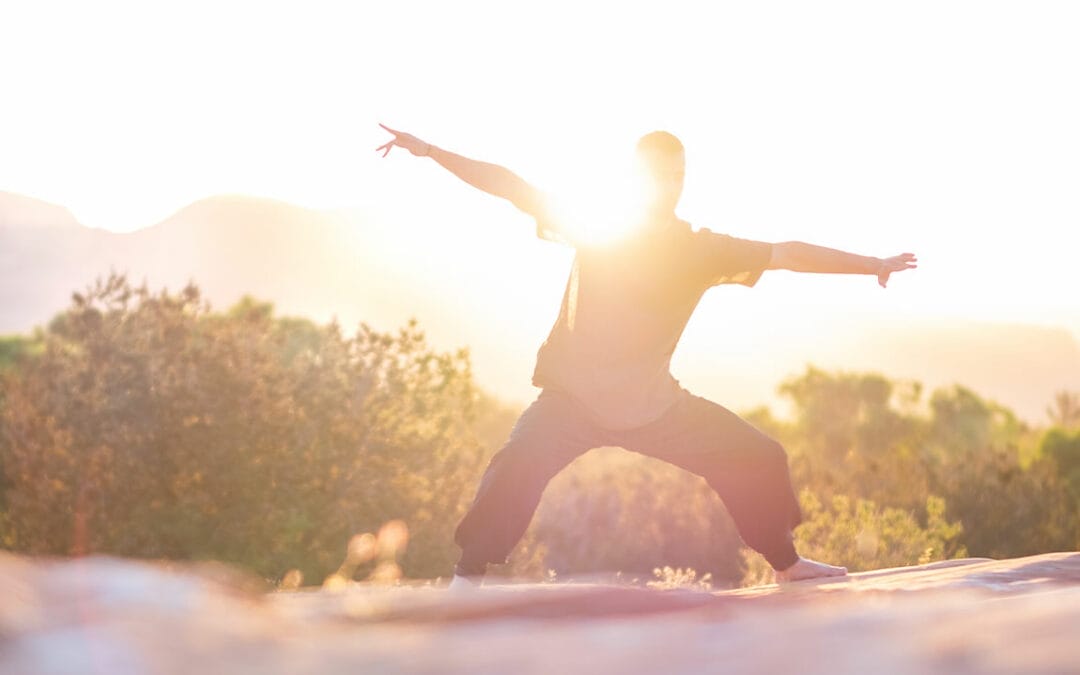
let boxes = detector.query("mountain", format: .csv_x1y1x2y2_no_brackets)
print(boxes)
0,191,80,230
774,317,1080,424
0,193,438,339
1,191,1078,425
824,318,1080,422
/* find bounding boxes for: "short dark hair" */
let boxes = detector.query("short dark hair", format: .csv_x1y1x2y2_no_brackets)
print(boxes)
636,131,684,162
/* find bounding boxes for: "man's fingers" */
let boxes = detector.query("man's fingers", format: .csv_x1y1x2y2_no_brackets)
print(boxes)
375,141,392,153
381,143,394,158
379,123,400,135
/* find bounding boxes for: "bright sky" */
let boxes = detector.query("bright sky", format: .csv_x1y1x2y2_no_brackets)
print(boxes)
2,0,1079,341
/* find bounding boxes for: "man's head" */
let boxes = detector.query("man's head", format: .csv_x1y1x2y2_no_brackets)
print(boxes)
635,131,685,218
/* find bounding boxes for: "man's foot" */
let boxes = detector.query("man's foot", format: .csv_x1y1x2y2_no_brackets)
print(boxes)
451,557,486,589
774,556,848,583
447,574,481,591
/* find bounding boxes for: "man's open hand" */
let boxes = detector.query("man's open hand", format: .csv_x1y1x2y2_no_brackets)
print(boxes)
376,123,432,158
877,253,918,288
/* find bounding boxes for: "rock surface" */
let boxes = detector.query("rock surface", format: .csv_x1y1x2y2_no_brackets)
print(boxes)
3,551,1079,674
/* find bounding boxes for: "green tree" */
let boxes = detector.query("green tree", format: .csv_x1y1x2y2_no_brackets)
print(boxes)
1046,391,1080,430
0,334,42,372
0,274,511,582
924,386,1073,558
1040,427,1080,504
780,366,928,514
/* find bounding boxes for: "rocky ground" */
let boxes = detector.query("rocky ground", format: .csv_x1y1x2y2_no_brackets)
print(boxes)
3,551,1079,674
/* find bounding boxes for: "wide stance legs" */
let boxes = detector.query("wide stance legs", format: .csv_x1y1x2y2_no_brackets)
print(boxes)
454,388,844,582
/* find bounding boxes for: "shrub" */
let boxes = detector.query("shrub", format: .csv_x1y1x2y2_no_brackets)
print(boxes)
0,274,511,582
741,489,966,586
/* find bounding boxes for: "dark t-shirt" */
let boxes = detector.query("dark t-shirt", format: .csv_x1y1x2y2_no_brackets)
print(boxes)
527,199,773,430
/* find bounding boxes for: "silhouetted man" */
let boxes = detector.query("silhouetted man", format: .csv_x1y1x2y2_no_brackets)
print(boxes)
377,124,917,586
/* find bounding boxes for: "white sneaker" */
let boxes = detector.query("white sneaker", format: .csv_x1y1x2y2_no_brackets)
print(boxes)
447,574,480,591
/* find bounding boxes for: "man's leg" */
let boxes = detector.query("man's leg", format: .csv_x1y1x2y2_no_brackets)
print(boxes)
453,388,609,581
612,391,846,581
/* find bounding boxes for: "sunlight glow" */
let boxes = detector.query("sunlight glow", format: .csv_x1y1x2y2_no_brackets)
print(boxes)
540,160,652,247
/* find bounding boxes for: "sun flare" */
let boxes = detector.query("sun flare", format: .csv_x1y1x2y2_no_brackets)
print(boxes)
537,160,653,247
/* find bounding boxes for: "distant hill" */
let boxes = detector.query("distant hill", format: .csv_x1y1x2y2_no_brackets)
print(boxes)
670,311,1080,427
0,193,437,339
1,191,1078,426
749,317,1080,424
0,191,80,230
825,318,1080,422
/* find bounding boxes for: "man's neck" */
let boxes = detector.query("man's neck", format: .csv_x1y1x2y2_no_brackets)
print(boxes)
649,210,685,234
644,208,677,228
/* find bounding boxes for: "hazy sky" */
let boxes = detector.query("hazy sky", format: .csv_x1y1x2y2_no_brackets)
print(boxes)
2,1,1079,337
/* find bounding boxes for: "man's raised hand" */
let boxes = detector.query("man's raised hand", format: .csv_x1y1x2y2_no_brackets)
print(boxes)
376,123,432,158
877,252,918,288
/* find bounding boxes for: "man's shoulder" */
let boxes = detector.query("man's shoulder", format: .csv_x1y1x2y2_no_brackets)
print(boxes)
691,226,771,248
688,224,732,242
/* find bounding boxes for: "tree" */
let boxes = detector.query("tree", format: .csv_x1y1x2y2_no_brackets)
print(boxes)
779,366,928,514
1040,427,1080,502
1047,390,1080,430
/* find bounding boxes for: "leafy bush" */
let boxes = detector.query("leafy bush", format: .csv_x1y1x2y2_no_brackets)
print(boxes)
741,490,965,586
0,274,512,582
781,368,1077,563
1041,427,1080,500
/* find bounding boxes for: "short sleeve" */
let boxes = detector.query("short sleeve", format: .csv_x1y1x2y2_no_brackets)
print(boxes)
695,228,772,288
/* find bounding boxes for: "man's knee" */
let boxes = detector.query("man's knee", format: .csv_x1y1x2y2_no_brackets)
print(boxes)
490,433,548,469
732,432,787,469
759,436,788,464
481,433,569,498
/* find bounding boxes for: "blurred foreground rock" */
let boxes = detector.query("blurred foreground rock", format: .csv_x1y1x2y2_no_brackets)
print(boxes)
2,551,1080,674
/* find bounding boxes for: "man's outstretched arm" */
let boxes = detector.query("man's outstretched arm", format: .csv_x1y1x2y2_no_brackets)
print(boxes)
377,123,541,213
767,241,918,288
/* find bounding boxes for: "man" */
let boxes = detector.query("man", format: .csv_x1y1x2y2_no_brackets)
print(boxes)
377,124,917,587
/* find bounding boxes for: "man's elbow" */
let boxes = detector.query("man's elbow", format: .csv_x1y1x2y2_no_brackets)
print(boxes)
507,181,542,216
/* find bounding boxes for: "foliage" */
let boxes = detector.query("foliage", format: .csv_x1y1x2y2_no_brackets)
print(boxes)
0,274,512,582
921,387,1075,559
1046,390,1080,430
792,490,965,571
741,489,966,586
1040,427,1080,504
779,367,930,514
779,368,1075,564
0,334,42,373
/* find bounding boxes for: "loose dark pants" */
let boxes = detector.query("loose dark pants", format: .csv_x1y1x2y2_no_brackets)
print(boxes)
453,388,803,575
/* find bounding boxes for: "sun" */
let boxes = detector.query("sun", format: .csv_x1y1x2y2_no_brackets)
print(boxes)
535,157,652,247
